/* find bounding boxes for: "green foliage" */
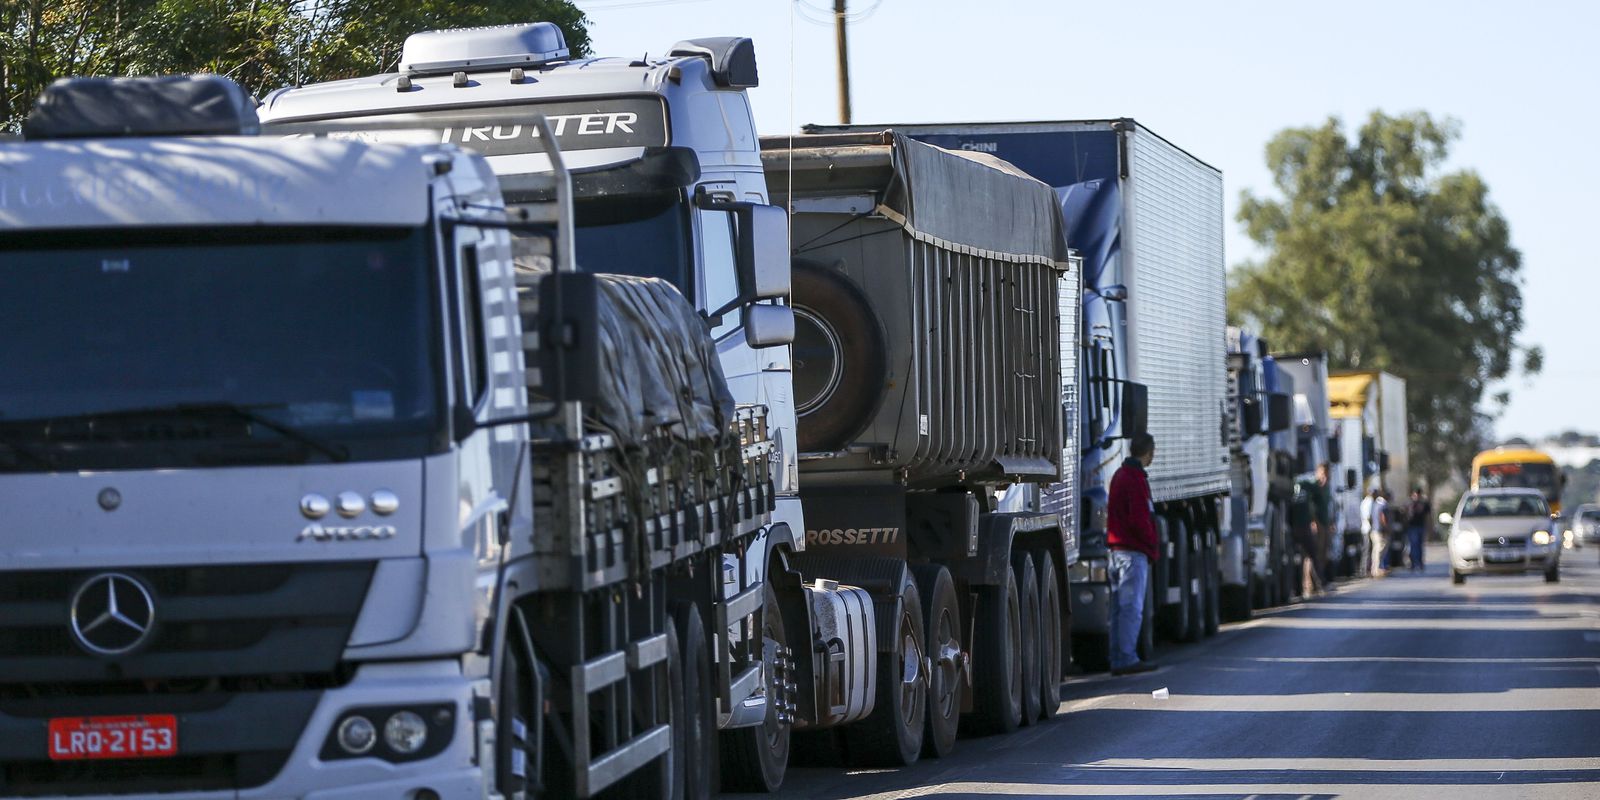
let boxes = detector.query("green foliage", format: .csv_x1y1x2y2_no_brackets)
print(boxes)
1230,111,1536,491
1,0,590,130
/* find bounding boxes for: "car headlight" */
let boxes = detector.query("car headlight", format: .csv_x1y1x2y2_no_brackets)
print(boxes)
1533,530,1552,546
1452,531,1481,552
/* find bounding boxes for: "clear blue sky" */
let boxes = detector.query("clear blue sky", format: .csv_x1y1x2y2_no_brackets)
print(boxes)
574,0,1596,441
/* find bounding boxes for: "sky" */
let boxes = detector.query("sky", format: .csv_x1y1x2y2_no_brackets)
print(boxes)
573,0,1598,441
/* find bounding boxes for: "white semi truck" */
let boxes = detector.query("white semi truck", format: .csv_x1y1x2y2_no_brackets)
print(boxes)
0,74,777,799
261,21,1078,793
1224,328,1296,617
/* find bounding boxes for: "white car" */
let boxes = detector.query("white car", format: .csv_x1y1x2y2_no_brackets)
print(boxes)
1441,488,1562,584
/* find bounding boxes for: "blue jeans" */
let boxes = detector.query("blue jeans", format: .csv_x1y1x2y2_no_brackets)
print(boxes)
1109,549,1149,670
1406,525,1425,570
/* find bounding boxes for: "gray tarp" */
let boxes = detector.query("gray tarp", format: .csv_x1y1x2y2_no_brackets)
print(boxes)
761,130,1070,266
526,271,733,445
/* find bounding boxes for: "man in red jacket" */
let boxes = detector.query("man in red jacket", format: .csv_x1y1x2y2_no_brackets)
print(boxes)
1108,432,1159,675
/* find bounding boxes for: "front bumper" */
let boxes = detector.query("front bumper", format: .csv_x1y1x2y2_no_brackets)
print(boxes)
3,661,486,800
1452,547,1558,575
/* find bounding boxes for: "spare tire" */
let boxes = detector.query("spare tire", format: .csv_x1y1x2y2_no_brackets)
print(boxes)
791,261,887,453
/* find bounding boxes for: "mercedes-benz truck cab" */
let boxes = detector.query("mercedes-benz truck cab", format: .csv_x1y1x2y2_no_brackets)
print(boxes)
0,75,519,798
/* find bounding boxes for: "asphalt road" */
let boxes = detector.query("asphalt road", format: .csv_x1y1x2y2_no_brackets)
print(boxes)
762,544,1600,799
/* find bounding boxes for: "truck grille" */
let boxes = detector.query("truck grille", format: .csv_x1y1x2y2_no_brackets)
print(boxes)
0,562,371,796
0,561,374,685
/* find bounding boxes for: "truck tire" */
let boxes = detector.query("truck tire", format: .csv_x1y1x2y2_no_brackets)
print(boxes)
965,566,1023,735
1012,553,1042,726
1221,577,1253,622
675,604,714,800
1180,519,1205,643
1157,516,1193,642
910,564,962,758
719,581,789,793
1035,552,1063,720
791,263,887,453
1203,536,1221,636
841,570,925,766
620,623,682,799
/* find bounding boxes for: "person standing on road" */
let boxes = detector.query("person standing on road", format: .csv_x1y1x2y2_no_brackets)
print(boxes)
1314,463,1336,588
1290,473,1327,597
1362,489,1390,577
1107,433,1160,676
1404,488,1430,572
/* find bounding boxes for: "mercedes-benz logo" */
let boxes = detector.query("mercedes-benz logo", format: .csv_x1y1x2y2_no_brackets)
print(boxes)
70,573,155,656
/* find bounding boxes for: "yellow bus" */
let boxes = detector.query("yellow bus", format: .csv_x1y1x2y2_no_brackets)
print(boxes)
1470,447,1564,515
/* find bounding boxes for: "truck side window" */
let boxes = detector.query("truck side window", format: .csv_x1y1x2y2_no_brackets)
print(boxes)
699,209,739,339
458,243,489,407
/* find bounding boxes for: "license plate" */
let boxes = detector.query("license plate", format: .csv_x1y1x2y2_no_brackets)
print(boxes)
48,714,177,761
1484,549,1522,563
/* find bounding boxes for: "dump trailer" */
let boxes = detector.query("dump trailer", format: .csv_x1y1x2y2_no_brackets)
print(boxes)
762,130,1078,758
1223,328,1294,618
810,119,1230,665
260,21,1076,790
0,74,773,799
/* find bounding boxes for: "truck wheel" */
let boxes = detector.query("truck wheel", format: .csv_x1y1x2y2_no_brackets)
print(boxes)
676,604,714,800
911,564,962,758
720,582,789,793
1222,579,1253,622
965,566,1023,735
1035,552,1063,720
1180,520,1204,642
791,263,887,453
842,570,925,766
1157,517,1193,642
1012,553,1042,726
1203,540,1221,636
622,623,682,798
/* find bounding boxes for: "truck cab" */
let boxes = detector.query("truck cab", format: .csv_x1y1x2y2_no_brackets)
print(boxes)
0,75,527,798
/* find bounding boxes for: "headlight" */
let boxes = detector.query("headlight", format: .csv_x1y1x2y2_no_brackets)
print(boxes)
1533,530,1552,546
384,711,429,754
1452,531,1480,552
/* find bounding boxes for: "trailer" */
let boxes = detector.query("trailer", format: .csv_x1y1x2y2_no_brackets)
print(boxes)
808,119,1231,665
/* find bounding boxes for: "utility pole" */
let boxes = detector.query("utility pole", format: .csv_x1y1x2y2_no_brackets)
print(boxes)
834,0,852,124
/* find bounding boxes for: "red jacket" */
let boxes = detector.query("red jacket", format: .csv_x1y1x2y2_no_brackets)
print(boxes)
1107,457,1160,561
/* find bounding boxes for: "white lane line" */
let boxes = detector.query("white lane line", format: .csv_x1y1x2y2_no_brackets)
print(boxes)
1074,687,1600,712
1083,757,1600,772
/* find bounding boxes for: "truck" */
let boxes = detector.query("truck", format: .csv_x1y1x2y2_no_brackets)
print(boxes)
807,119,1231,666
259,21,1078,790
1275,352,1344,581
1329,370,1410,567
0,74,777,799
1223,328,1295,617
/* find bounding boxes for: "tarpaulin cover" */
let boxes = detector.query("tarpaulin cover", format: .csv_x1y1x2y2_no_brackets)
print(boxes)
527,270,733,445
763,131,1070,265
23,75,260,140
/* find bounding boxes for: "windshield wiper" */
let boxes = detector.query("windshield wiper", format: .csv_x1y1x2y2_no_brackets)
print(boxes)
0,402,350,463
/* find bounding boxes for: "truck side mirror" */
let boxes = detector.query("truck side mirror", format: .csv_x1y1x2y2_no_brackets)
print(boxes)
1266,393,1292,432
737,203,790,301
1345,468,1358,490
1121,381,1148,440
743,303,794,348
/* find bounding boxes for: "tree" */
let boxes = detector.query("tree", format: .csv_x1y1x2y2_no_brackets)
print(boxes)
1229,111,1539,492
1,0,590,131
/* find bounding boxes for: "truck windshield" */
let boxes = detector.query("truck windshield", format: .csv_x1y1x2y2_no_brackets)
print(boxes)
510,193,691,295
0,227,442,471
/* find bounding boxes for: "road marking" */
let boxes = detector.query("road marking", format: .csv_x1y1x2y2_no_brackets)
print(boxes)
1072,687,1600,713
